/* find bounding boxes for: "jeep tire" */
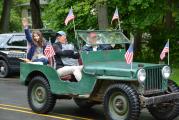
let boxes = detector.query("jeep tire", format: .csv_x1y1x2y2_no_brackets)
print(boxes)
147,80,179,120
104,84,140,120
28,76,56,114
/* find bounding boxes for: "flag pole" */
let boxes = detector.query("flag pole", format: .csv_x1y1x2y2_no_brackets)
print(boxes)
116,7,121,30
73,19,77,38
49,37,51,44
131,60,133,71
168,39,169,65
73,19,76,31
130,33,134,71
48,37,56,69
117,17,121,30
51,36,56,68
71,6,76,38
130,44,133,71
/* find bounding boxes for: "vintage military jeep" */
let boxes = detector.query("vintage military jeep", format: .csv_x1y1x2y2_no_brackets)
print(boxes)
20,30,179,120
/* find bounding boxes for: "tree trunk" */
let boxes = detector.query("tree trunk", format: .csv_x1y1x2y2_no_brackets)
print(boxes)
30,0,43,29
165,0,174,29
0,0,12,33
97,4,108,30
134,32,142,57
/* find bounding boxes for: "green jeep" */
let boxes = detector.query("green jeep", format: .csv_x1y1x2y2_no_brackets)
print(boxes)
20,30,179,120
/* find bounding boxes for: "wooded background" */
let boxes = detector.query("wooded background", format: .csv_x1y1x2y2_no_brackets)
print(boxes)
0,0,179,67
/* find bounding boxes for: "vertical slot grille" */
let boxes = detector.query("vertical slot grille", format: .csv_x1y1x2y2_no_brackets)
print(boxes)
144,67,164,95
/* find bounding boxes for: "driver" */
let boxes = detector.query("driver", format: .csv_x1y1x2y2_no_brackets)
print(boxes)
82,32,112,51
53,31,83,81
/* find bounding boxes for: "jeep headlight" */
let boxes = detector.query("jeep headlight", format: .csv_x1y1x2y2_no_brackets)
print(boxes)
162,66,171,79
137,69,146,84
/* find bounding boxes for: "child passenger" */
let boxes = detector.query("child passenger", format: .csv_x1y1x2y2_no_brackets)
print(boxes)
22,18,48,64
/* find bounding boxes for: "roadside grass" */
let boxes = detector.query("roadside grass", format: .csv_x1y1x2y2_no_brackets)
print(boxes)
170,68,179,85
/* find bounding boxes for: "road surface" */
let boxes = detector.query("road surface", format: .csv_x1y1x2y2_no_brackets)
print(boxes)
0,77,178,120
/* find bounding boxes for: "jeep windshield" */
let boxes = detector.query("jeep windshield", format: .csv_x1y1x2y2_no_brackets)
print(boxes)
76,30,130,45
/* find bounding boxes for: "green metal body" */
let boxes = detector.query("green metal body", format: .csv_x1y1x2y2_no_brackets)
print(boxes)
20,49,167,95
20,62,96,95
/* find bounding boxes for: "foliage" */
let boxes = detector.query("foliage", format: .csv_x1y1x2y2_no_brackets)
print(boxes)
43,0,179,67
0,0,178,66
171,68,179,85
108,0,179,67
0,0,27,33
43,0,97,43
0,1,2,14
10,0,29,32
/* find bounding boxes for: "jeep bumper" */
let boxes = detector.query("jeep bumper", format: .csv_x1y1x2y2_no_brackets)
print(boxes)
140,92,179,106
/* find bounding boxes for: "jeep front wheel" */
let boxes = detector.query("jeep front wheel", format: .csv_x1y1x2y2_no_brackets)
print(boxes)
104,84,140,120
147,80,179,120
28,76,56,114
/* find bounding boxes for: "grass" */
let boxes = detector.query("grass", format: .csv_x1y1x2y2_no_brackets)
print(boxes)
170,68,179,85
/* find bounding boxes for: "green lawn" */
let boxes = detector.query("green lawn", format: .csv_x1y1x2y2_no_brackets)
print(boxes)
170,68,179,85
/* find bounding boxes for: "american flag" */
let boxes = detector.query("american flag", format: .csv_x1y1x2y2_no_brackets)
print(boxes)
111,7,119,23
65,8,75,26
44,42,56,68
44,43,55,58
125,43,134,64
160,41,169,60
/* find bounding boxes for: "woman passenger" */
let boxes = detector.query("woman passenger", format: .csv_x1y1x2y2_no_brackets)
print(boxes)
22,18,48,64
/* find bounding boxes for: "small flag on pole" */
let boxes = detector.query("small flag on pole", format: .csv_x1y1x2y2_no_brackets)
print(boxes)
44,42,56,68
160,41,169,60
65,8,75,26
44,43,55,58
125,43,134,64
111,7,119,24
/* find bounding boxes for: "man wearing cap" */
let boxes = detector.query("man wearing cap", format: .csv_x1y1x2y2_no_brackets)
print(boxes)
53,31,83,81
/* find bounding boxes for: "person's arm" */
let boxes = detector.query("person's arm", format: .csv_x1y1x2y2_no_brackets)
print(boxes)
82,45,91,51
72,52,80,59
22,18,33,43
53,44,75,57
24,28,33,43
100,44,112,50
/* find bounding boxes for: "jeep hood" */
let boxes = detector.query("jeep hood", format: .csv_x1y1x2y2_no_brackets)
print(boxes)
83,61,163,77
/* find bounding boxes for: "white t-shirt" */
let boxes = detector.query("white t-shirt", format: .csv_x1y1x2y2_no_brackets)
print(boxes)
32,47,47,61
92,46,97,51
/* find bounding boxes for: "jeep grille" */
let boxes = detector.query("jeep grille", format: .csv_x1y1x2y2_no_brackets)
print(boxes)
144,67,167,95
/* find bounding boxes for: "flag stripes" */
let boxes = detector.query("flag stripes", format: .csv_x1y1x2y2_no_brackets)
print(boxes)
111,7,119,23
44,43,56,68
160,41,169,60
65,8,75,26
44,44,55,58
125,43,134,64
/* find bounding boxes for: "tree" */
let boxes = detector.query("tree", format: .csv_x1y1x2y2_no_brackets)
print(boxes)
0,0,12,33
44,0,179,66
0,1,3,14
44,0,97,42
30,0,43,28
96,3,108,29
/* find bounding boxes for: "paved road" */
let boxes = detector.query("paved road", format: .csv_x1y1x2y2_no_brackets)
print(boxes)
0,77,179,120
